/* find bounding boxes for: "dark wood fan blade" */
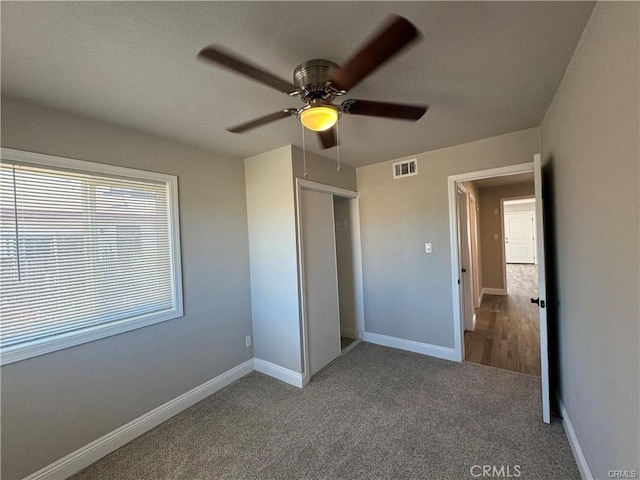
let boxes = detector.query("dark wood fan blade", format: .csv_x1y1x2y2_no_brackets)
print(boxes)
227,110,296,133
329,15,419,92
198,46,297,94
317,127,337,149
342,99,427,120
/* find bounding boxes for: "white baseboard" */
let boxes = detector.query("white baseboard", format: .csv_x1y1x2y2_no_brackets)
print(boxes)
340,326,357,339
23,359,254,480
482,287,507,296
254,358,304,388
362,332,457,362
557,393,593,480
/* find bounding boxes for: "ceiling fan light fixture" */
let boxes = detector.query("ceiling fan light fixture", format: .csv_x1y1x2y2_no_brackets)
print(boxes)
299,104,340,132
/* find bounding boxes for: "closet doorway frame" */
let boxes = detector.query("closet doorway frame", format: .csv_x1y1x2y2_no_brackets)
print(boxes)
295,179,365,385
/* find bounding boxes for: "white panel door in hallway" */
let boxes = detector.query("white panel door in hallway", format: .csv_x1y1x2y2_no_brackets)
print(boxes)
299,188,341,377
504,212,535,263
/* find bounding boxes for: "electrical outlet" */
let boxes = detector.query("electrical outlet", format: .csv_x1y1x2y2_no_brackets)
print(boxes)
245,335,252,348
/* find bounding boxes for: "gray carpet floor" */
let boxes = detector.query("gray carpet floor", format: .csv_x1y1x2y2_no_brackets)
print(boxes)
71,343,579,480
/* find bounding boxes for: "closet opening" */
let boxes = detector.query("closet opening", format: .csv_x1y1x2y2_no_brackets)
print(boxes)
333,196,357,352
296,179,364,380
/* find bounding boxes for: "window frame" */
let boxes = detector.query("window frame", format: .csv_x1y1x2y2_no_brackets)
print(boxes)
0,148,183,365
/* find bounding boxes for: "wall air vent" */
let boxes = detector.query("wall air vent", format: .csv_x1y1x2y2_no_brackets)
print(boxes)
392,159,418,179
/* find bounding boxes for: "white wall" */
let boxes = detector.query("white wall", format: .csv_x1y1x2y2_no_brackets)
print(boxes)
356,128,539,348
540,2,639,477
0,96,253,480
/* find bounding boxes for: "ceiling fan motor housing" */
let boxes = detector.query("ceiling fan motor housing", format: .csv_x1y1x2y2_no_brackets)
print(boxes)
293,59,341,101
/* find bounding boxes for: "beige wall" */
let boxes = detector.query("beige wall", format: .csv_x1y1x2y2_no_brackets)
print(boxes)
504,201,535,214
356,127,539,348
478,182,534,291
540,2,639,478
0,96,253,479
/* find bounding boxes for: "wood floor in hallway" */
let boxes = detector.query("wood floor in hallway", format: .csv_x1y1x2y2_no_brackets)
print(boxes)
464,264,540,376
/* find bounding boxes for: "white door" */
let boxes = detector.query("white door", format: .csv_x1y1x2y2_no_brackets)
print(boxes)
300,188,341,377
468,195,481,308
533,154,550,424
504,212,535,263
457,187,475,331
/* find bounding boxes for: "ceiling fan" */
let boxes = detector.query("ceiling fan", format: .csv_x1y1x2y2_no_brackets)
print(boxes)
197,15,428,149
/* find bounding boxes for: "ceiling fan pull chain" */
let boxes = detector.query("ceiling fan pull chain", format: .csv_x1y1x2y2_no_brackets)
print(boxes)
336,122,341,172
301,123,308,178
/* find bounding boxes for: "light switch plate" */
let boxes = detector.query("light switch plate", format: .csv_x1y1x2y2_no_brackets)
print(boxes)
425,243,432,253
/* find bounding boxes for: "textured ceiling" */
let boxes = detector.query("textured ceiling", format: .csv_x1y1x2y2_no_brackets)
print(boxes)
1,2,594,167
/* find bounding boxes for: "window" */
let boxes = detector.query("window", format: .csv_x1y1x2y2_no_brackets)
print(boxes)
0,148,183,365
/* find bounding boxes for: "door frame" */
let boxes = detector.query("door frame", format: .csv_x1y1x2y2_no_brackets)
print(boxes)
456,183,476,331
295,178,364,385
447,162,534,362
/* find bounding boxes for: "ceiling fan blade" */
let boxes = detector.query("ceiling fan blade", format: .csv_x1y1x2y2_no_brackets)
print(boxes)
198,46,297,94
227,110,296,133
329,15,419,92
342,99,427,120
317,127,337,149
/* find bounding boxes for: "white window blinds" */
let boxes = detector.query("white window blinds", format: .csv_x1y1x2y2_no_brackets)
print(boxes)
0,149,182,365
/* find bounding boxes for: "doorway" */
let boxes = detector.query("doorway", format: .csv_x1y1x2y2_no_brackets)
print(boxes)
448,157,551,423
464,188,540,375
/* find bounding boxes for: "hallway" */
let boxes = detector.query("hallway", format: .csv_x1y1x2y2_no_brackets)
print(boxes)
464,264,540,376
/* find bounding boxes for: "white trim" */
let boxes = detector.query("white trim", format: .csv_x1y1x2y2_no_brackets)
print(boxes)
481,287,507,296
448,163,534,364
295,178,362,383
362,332,457,362
499,200,508,291
2,309,184,366
296,178,358,199
254,358,304,388
349,199,366,340
557,393,594,480
0,148,183,366
0,147,177,184
22,359,254,480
